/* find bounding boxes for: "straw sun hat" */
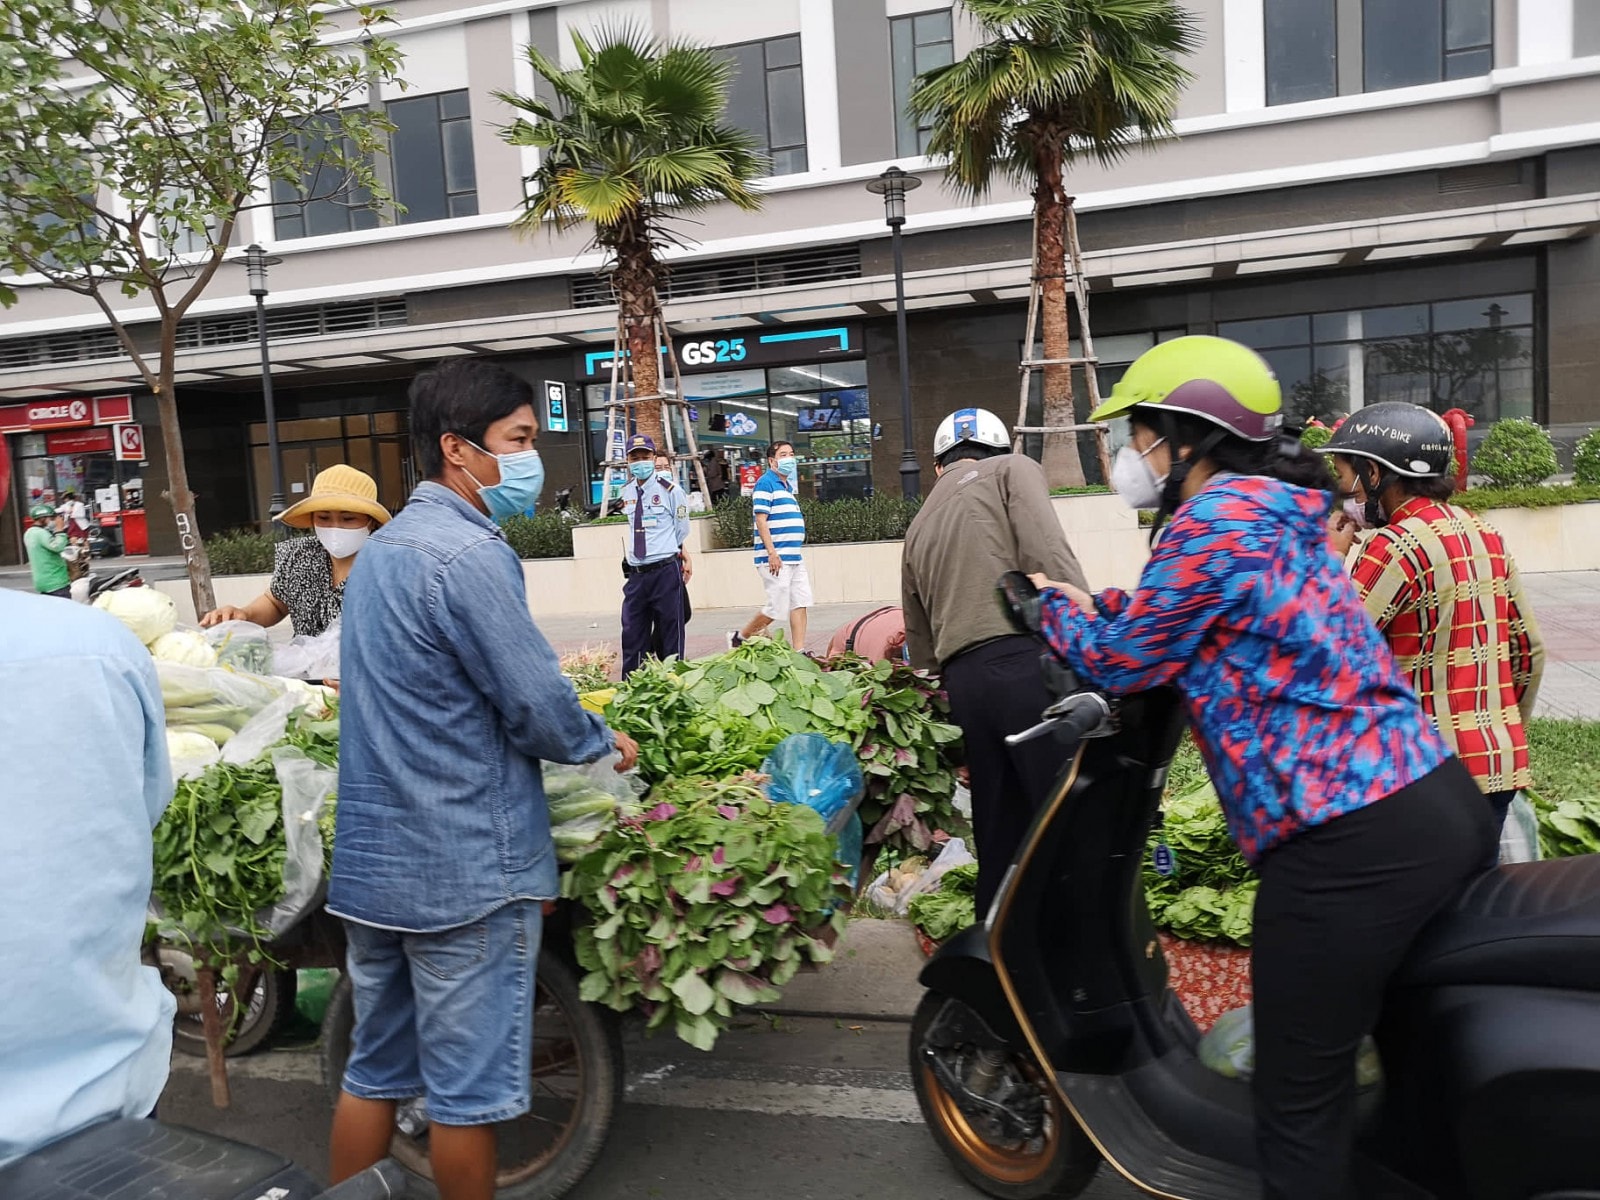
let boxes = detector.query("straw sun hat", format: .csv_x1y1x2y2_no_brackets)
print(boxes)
276,464,392,529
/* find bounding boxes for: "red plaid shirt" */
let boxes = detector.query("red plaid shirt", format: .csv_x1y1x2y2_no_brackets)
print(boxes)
1349,497,1544,793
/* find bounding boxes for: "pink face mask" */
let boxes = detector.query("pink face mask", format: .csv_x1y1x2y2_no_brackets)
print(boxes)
1342,496,1373,531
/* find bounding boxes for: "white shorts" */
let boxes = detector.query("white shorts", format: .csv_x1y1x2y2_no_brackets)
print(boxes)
759,560,813,620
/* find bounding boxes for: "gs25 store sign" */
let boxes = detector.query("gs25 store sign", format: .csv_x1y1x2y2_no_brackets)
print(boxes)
579,325,858,379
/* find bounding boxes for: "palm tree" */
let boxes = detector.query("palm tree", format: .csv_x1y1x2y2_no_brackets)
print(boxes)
499,27,764,446
912,0,1197,486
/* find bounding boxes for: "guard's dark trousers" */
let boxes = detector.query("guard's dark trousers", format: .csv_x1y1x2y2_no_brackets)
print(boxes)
941,636,1062,914
1251,756,1494,1200
621,560,685,676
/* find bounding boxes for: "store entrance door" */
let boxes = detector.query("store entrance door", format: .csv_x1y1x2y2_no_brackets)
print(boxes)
254,440,345,525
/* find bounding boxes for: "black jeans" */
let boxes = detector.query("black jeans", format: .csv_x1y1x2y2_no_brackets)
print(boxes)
941,637,1064,915
1251,757,1494,1200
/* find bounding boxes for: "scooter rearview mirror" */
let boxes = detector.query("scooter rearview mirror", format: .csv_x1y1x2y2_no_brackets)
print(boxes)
996,571,1043,635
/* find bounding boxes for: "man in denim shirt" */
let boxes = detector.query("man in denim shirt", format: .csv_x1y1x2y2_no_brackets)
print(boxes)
327,358,639,1200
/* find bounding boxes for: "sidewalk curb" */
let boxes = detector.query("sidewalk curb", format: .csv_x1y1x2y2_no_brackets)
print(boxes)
770,917,929,1022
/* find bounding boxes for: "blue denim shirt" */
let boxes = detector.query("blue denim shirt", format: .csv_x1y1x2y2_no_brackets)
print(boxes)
329,482,616,933
0,592,174,1167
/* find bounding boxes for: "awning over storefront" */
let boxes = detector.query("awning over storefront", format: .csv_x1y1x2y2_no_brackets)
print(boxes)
1,192,1596,400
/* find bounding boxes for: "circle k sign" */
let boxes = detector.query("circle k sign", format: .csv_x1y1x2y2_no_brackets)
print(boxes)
114,423,146,462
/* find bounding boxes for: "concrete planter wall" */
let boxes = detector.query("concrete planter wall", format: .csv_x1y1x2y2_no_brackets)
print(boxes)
156,497,1594,625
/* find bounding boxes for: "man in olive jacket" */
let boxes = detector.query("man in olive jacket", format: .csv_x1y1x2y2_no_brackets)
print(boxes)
903,408,1089,912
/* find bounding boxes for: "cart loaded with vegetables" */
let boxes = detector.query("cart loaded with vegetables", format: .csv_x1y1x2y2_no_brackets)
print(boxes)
95,588,973,1200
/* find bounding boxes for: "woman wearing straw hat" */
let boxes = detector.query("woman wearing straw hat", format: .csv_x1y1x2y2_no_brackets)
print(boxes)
200,465,391,636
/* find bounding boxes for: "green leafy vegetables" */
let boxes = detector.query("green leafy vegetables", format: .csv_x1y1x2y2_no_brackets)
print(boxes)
1143,761,1258,946
606,638,869,783
831,654,965,852
906,861,978,942
561,776,851,1051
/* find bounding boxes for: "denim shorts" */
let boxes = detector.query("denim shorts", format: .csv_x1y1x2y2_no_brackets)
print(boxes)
340,900,542,1126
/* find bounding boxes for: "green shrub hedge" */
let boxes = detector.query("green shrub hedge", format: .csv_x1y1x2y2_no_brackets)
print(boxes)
204,528,300,576
709,492,922,549
501,512,576,559
1472,418,1559,488
1455,483,1600,511
1575,429,1600,487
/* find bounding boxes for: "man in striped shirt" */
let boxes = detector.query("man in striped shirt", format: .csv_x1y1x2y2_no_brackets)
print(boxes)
1325,403,1544,864
731,441,811,651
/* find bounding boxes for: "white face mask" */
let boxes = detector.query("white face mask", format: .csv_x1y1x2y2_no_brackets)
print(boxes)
1342,496,1375,531
1110,439,1167,510
315,523,370,561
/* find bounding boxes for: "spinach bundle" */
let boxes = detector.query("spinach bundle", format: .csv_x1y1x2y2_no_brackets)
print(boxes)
1143,774,1258,947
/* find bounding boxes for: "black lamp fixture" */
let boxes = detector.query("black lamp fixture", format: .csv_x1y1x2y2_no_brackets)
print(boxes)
866,166,924,498
243,243,287,528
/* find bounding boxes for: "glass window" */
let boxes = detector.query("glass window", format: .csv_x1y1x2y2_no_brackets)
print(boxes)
390,90,478,226
1364,0,1490,93
272,92,476,240
1265,0,1337,106
720,37,809,175
1223,292,1535,424
892,9,955,155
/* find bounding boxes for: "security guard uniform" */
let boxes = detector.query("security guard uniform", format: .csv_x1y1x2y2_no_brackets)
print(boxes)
620,440,691,675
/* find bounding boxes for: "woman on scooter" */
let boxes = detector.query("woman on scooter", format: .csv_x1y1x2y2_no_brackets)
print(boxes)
1028,336,1495,1200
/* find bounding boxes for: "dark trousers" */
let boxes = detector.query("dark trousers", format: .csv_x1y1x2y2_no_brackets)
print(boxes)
1483,788,1514,869
942,637,1064,915
622,561,685,676
1251,757,1494,1200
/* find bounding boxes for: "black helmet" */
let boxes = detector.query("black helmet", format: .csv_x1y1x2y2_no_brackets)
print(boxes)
1321,402,1454,478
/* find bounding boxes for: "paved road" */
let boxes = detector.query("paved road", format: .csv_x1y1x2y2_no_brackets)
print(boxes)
161,1015,1144,1200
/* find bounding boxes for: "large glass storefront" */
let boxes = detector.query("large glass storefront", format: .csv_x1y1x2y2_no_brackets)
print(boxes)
246,410,413,520
579,326,874,504
1218,292,1535,425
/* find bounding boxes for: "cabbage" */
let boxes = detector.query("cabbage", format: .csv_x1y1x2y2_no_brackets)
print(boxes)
165,728,221,779
150,630,219,668
94,587,176,646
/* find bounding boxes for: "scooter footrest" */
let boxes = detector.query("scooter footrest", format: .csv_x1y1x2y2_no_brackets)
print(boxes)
1060,1072,1260,1200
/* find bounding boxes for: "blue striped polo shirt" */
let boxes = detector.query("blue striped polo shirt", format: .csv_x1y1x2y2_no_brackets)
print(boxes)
752,469,805,565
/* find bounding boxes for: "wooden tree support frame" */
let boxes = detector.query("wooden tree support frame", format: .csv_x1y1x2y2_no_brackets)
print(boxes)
1013,202,1113,483
597,302,712,516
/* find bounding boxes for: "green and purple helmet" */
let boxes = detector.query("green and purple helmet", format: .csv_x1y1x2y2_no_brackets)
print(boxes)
1089,336,1285,442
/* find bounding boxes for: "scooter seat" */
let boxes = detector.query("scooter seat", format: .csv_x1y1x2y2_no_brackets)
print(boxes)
1398,856,1600,990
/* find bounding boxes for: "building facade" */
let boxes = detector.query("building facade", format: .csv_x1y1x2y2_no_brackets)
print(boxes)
3,0,1599,560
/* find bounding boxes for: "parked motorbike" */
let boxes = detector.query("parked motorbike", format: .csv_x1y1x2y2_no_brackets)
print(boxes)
0,1117,407,1199
71,565,143,605
910,571,1600,1200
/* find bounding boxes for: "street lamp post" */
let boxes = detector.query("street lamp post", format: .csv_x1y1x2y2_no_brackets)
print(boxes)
866,166,923,498
244,244,286,529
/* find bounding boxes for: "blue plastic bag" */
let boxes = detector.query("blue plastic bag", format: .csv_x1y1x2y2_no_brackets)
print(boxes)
763,734,865,882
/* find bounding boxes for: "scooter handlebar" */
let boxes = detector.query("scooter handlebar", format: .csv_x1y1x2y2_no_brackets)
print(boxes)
1004,691,1112,748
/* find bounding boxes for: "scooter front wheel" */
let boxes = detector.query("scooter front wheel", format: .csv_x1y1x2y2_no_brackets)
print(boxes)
911,990,1101,1200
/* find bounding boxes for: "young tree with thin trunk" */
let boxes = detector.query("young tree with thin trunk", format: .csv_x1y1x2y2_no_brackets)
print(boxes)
911,0,1196,487
499,26,763,448
0,0,400,613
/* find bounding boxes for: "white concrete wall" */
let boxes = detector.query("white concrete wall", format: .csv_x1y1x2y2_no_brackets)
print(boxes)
153,498,1598,625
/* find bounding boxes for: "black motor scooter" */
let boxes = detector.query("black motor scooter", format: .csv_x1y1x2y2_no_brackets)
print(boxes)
0,1117,407,1199
911,572,1600,1200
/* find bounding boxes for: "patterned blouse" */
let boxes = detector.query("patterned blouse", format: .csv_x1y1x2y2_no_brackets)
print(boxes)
1350,497,1544,793
268,536,342,638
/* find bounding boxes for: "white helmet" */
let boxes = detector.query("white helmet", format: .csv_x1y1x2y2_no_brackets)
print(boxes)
933,407,1010,461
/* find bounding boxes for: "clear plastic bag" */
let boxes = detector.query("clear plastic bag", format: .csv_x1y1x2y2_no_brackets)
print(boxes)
220,691,305,766
1499,791,1542,864
204,620,275,675
271,619,342,681
544,752,647,806
157,661,284,745
865,838,976,916
1198,1003,1382,1087
263,745,338,938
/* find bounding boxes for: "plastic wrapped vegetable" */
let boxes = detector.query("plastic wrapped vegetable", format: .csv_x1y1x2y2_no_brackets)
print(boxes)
149,629,219,668
543,754,644,865
204,620,274,675
166,728,222,780
94,587,176,645
157,661,284,745
271,620,342,681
